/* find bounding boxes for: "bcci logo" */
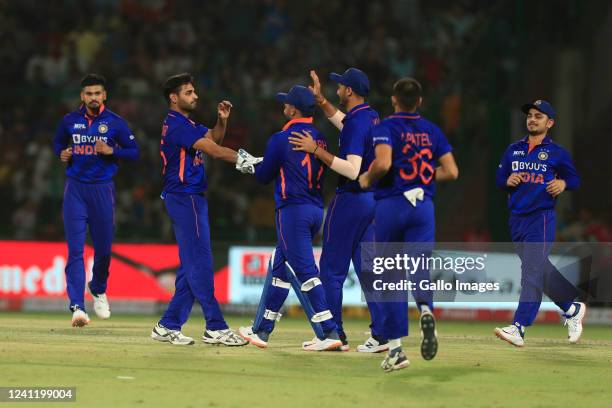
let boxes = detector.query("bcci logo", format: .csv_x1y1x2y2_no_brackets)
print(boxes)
98,124,109,134
538,151,548,161
535,100,542,106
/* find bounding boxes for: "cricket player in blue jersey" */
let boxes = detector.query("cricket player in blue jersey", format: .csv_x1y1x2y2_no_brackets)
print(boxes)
359,78,459,371
494,100,585,347
239,85,343,351
289,68,387,352
53,74,139,327
150,73,259,346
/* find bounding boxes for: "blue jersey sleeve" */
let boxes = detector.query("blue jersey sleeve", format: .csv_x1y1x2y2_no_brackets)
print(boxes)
371,122,392,147
53,117,70,157
433,127,452,160
556,147,580,191
171,124,208,150
341,119,368,157
496,146,513,191
255,133,286,185
111,119,140,161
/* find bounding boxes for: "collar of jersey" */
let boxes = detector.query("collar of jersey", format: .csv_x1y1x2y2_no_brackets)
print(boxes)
79,104,107,121
520,135,552,146
346,103,370,117
167,109,196,125
282,117,313,131
388,111,420,120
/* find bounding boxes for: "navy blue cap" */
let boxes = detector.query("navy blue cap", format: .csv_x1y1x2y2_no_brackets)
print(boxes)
329,67,370,96
521,100,556,120
276,85,315,115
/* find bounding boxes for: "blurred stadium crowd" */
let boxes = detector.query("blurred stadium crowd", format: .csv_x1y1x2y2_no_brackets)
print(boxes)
0,0,609,244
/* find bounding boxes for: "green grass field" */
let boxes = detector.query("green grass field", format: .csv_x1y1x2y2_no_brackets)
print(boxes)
1,312,611,408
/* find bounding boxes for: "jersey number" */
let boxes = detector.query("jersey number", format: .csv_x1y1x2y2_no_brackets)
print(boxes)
301,153,323,189
399,146,434,184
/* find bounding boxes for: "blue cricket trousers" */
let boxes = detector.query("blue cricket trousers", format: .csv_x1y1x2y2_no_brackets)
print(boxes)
319,191,385,338
510,209,578,326
63,178,115,311
259,204,337,335
159,193,228,331
374,194,435,340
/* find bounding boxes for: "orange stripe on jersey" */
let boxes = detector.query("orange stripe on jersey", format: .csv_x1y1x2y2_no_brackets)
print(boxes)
160,151,168,175
277,209,287,249
280,166,287,199
179,148,186,182
282,117,313,131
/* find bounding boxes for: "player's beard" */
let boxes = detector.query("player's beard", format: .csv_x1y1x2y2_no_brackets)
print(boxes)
179,99,197,113
87,101,101,114
527,124,545,136
338,93,348,108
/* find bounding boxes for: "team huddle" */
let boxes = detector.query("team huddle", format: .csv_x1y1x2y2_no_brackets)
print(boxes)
53,69,586,372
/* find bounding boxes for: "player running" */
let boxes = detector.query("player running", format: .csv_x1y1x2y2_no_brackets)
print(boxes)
150,73,259,346
239,85,343,351
494,100,585,347
359,78,458,371
53,74,139,327
289,68,387,352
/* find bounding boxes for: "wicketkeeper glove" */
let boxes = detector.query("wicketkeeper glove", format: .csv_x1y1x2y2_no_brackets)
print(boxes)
236,148,263,174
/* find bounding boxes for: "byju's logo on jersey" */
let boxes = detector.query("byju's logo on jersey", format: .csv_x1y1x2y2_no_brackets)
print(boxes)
73,123,86,130
511,161,547,172
98,124,109,134
538,151,548,161
513,150,525,156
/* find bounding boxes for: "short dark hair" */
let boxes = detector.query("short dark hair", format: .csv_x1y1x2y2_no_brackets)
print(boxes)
393,77,422,111
80,73,106,88
163,73,194,104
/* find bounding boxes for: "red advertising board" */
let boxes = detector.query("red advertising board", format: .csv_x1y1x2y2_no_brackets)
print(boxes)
0,241,230,305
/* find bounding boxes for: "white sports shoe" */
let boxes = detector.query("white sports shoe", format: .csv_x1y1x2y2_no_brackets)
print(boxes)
494,324,525,347
87,282,111,319
301,336,343,351
238,326,268,348
357,337,389,353
564,302,586,344
150,323,194,345
71,307,90,327
203,328,248,346
381,350,410,372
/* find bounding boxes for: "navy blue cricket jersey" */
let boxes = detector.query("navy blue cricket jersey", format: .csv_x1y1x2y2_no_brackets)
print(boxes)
496,135,580,215
160,110,209,194
255,118,327,209
371,112,452,200
53,105,139,183
336,103,379,193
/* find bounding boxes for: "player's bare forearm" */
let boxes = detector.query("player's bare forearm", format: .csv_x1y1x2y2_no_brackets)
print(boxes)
367,159,390,184
369,144,392,183
209,118,227,145
193,137,237,163
435,152,459,182
314,147,334,167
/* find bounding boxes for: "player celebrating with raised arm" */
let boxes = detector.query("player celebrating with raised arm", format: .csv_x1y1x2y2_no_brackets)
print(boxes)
494,100,585,347
359,78,458,371
289,68,387,352
239,85,343,351
150,73,258,346
53,74,139,327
